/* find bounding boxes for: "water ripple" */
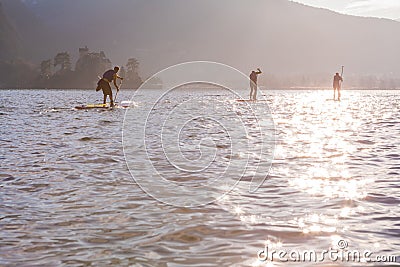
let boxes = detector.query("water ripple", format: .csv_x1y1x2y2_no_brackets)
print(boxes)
1,89,399,266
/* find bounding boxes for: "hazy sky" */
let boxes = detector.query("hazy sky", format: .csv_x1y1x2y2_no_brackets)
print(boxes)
292,0,400,20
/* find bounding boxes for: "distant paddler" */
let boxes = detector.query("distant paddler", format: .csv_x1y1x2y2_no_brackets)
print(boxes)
333,67,344,101
249,68,262,100
96,66,123,107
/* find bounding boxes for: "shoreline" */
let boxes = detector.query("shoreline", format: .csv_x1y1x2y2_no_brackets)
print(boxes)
1,88,399,91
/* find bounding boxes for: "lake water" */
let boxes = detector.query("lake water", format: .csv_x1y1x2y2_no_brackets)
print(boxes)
1,89,399,266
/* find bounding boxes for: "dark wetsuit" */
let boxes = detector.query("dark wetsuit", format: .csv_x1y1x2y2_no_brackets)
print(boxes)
249,70,262,100
333,74,343,100
96,69,116,96
96,69,119,105
333,74,343,89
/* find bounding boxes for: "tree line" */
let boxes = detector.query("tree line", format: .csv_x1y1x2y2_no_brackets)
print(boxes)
0,46,142,89
1,50,399,89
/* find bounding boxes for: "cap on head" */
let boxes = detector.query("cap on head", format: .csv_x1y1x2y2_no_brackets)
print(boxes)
114,66,120,72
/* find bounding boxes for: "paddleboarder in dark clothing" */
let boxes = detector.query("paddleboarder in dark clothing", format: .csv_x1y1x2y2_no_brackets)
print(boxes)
333,72,343,101
250,68,262,100
96,66,123,106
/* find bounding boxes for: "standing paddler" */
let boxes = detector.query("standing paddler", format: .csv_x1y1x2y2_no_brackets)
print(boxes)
96,66,123,107
333,67,344,101
249,68,262,100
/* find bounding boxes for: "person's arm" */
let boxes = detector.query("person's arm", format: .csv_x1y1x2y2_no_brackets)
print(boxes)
116,75,124,81
256,68,262,74
113,74,119,90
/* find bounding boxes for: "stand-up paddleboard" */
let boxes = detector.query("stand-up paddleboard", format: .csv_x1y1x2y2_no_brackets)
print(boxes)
236,99,269,102
326,98,348,102
75,101,135,110
75,104,111,110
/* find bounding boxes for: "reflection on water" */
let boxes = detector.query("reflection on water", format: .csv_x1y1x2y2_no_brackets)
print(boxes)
1,89,399,266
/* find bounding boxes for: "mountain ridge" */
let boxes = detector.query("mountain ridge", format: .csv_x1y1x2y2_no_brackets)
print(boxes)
3,0,400,78
0,2,22,60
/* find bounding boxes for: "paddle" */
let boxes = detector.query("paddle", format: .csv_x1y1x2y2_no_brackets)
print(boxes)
341,66,344,79
339,66,344,101
114,79,123,104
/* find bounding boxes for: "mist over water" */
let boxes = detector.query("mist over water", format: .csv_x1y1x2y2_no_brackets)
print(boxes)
1,89,399,266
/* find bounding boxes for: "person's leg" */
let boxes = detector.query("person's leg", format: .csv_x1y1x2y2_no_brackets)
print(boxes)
110,92,114,107
250,82,253,99
338,87,341,101
103,83,113,106
333,87,336,100
251,82,257,100
98,81,106,103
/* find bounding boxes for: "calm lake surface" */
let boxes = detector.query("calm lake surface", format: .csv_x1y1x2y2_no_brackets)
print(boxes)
1,89,399,266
